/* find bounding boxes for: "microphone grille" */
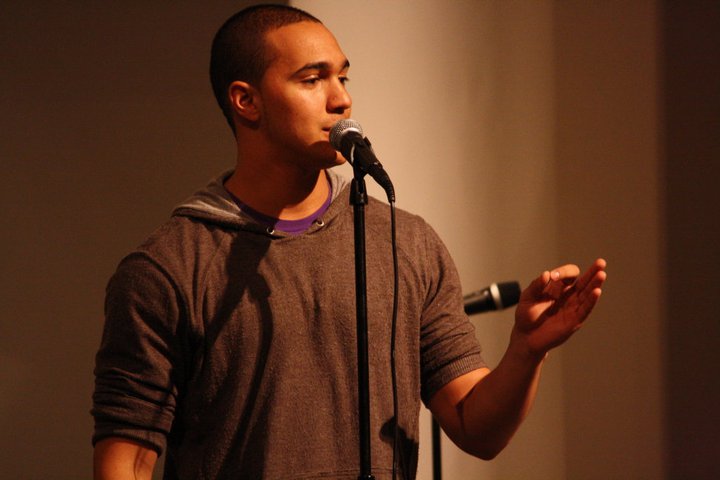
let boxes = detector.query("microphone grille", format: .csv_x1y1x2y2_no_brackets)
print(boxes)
330,118,363,150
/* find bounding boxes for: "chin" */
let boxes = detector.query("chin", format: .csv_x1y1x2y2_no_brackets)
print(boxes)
307,143,347,169
318,155,346,172
333,152,347,165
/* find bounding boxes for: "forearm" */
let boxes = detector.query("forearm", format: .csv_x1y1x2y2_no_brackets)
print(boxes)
431,260,606,460
93,438,157,480
456,331,545,459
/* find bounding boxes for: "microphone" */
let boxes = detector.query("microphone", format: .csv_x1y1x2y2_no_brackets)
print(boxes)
330,119,395,202
464,281,521,315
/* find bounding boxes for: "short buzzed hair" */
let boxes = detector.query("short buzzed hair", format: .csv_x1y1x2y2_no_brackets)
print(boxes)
210,4,322,132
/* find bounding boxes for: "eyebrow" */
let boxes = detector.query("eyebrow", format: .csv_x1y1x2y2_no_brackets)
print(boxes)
293,59,350,76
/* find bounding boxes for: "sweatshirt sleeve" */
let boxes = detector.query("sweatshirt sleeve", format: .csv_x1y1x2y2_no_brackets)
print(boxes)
417,221,487,406
91,252,184,454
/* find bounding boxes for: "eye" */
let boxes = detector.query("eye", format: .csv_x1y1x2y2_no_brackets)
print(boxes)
339,76,350,85
302,77,320,85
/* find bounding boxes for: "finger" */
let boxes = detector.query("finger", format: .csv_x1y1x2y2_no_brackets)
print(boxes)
571,268,607,321
574,258,608,293
523,269,553,299
545,264,580,286
574,282,604,321
542,264,580,298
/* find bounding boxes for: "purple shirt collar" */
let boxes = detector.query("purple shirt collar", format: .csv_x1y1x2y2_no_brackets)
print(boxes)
228,181,332,235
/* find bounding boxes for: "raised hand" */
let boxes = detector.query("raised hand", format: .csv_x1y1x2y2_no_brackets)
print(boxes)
513,258,607,357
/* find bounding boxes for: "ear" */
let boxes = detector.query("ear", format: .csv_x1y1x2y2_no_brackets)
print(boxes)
228,80,261,123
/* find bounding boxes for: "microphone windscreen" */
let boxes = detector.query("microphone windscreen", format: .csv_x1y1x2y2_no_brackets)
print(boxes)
330,118,363,151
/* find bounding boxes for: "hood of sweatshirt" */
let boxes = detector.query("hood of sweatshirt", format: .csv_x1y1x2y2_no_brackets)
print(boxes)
171,169,351,237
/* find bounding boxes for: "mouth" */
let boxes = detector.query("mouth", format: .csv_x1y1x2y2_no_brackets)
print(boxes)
324,118,349,132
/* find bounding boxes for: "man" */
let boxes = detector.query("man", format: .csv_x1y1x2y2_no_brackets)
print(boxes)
92,5,607,479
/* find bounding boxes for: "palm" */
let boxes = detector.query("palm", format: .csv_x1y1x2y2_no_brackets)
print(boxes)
514,259,607,355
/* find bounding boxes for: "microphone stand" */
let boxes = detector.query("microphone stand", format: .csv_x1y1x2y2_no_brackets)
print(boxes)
431,287,522,480
432,417,442,480
350,167,375,480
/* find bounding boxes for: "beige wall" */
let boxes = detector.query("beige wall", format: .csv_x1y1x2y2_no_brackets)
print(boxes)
2,1,718,478
293,1,564,478
553,2,664,478
296,0,665,479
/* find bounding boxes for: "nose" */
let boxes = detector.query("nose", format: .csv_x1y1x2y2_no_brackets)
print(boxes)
327,79,352,113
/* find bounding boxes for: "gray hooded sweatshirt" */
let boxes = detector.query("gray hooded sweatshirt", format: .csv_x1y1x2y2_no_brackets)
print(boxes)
92,169,485,479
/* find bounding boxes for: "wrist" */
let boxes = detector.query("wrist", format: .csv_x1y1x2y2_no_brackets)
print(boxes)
508,326,548,366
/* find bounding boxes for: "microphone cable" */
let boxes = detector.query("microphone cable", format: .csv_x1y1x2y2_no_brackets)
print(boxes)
389,200,400,479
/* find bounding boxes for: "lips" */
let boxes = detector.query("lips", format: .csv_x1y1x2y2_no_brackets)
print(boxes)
324,117,349,131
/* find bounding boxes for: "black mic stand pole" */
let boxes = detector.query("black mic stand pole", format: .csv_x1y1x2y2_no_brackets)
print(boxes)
432,417,442,480
350,165,375,480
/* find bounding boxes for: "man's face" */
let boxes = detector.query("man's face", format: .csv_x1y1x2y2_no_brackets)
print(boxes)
256,21,352,170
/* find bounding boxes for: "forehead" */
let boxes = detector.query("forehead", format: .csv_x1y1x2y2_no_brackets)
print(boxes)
263,21,348,72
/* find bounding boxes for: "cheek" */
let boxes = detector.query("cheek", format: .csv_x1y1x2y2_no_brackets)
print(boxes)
271,100,312,130
260,89,326,141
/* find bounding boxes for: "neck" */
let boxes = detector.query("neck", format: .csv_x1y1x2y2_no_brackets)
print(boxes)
225,151,330,221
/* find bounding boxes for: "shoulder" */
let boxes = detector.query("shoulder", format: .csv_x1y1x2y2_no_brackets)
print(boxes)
365,197,448,253
108,215,233,299
138,214,233,266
